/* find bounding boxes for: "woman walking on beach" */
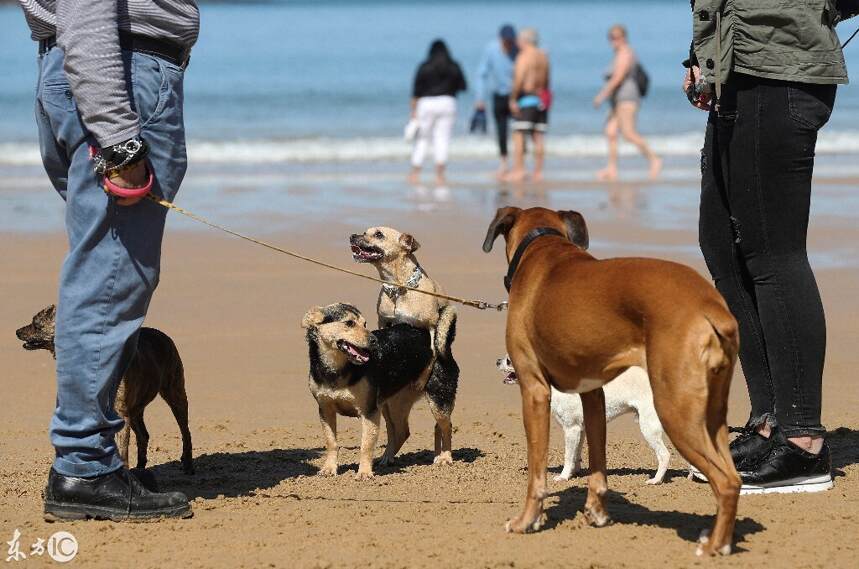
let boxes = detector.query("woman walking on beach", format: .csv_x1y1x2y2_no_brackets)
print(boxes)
409,40,467,186
593,25,661,182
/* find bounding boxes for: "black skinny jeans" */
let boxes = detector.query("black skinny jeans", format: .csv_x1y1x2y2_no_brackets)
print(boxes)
699,74,836,438
493,93,512,157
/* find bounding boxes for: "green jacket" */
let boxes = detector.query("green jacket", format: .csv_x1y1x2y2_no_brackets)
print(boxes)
692,0,848,85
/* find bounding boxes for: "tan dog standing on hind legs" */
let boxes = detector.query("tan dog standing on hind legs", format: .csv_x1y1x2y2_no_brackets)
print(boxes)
482,207,740,556
350,226,458,465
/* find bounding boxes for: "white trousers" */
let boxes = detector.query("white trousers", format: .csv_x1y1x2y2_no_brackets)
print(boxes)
411,95,457,167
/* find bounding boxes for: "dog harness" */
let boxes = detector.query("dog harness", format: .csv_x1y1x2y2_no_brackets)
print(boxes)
382,265,424,302
504,227,565,292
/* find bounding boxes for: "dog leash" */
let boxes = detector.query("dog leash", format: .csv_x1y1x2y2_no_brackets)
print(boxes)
144,193,509,312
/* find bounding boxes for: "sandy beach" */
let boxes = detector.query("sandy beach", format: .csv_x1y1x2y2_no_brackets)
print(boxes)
2,166,858,568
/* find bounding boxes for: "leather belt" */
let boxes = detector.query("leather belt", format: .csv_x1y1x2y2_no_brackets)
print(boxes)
38,31,189,68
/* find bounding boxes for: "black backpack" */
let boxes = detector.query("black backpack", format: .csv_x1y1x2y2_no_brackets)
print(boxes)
634,63,650,98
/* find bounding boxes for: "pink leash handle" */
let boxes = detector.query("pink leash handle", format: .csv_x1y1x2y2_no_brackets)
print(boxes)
102,169,154,199
89,144,154,199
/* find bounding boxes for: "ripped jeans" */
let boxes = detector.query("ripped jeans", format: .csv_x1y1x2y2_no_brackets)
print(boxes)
699,73,835,438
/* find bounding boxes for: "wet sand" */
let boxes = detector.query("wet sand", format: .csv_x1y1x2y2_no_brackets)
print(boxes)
1,173,858,568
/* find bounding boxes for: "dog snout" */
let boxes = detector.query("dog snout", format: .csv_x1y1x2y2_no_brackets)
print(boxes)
349,234,362,245
15,326,31,341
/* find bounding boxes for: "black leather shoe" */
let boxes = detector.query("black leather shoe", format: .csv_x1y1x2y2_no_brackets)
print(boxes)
729,427,774,471
44,468,192,521
690,426,773,482
740,436,833,495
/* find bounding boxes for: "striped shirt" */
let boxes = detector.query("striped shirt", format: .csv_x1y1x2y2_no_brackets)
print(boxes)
18,1,200,146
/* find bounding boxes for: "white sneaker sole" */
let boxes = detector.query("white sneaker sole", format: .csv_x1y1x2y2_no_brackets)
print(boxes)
740,474,833,495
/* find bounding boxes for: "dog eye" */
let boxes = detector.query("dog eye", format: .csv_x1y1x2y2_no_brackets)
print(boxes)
373,231,384,239
345,320,355,328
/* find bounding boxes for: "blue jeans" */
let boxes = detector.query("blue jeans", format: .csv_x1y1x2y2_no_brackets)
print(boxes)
35,46,187,477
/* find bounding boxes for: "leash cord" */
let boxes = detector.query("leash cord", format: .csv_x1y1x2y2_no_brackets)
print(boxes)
145,194,508,312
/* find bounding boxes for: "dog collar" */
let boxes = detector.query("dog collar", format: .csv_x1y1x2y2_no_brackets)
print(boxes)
504,227,565,292
382,265,423,301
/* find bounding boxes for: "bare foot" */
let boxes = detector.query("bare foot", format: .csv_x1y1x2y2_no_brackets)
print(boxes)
648,157,663,181
435,175,447,187
505,168,527,183
495,164,509,180
596,166,617,182
532,170,544,183
407,169,421,185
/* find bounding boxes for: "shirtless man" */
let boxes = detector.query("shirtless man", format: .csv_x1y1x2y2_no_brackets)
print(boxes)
508,28,550,183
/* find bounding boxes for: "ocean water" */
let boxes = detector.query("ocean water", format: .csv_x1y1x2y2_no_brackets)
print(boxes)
2,0,859,164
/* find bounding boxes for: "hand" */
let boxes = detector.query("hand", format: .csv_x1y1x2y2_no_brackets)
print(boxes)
509,100,520,116
592,95,603,109
475,101,486,112
683,66,711,111
108,161,148,206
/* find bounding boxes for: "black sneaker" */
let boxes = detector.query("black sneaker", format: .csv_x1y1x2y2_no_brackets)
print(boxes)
690,426,773,482
740,438,833,495
44,468,192,522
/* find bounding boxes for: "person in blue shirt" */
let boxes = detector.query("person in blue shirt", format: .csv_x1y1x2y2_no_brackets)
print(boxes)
475,24,518,179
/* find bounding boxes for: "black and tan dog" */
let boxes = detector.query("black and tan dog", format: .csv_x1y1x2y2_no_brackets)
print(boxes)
483,207,740,556
302,303,458,478
16,305,194,475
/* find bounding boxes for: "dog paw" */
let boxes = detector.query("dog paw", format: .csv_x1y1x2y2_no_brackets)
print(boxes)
695,530,731,556
433,452,453,466
318,465,338,477
583,506,612,528
504,515,544,534
645,476,664,485
553,471,573,482
354,470,375,481
377,455,394,467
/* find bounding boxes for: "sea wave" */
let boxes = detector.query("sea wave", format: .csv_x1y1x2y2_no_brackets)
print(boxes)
4,130,859,165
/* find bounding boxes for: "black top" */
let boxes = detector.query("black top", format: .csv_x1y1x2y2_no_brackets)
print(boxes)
412,40,468,98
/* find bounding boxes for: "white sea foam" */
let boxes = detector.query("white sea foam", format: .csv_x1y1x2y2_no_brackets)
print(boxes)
4,130,859,166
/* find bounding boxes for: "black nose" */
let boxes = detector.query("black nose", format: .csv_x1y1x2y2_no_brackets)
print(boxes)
350,234,361,244
15,327,29,341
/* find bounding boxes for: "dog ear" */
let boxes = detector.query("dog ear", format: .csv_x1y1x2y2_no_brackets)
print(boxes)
301,307,325,330
399,233,420,253
558,210,589,251
482,207,521,253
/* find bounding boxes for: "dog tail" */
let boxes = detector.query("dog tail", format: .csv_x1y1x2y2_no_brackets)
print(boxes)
434,305,457,361
701,304,739,374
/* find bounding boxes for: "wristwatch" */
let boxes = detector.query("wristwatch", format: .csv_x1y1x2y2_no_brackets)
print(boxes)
91,136,150,175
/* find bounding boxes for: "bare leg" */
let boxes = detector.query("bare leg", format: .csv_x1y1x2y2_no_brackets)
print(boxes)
356,410,381,480
435,163,447,187
507,130,527,182
616,101,661,180
318,405,338,476
532,132,545,182
597,112,619,181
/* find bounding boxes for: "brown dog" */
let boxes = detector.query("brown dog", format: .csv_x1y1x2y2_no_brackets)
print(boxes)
483,207,740,556
16,305,194,475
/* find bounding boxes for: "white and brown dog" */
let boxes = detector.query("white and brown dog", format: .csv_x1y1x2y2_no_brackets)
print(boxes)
497,355,670,484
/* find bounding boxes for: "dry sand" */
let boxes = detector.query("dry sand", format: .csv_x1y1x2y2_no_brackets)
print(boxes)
1,199,858,568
